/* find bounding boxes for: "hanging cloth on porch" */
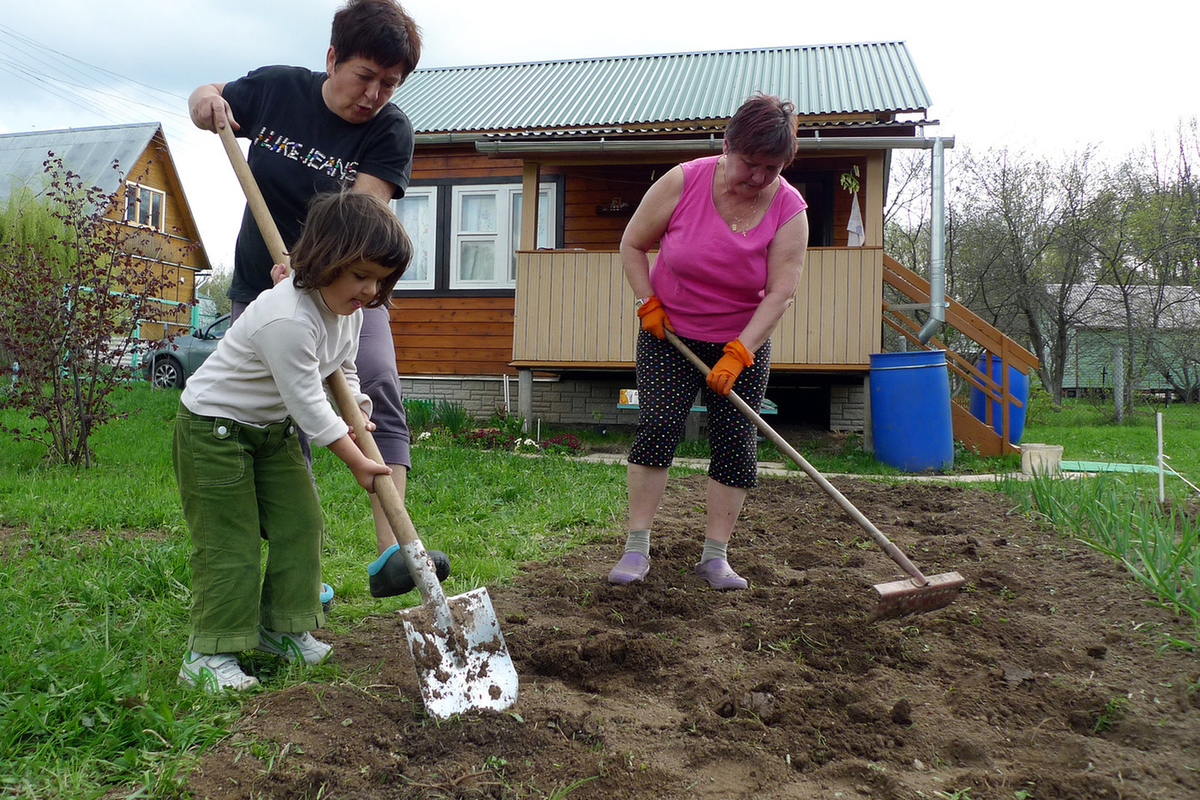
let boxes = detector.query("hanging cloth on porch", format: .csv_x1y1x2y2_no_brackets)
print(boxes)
847,192,865,247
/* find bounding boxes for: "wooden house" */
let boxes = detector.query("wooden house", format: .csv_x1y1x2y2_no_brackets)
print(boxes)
388,44,1034,454
0,122,211,341
1057,284,1200,401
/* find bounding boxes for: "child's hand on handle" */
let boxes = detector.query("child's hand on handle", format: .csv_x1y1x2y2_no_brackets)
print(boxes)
349,416,376,437
351,458,393,494
270,261,291,284
328,435,392,493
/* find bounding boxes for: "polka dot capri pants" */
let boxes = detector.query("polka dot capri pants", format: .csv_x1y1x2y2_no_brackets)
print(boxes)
628,330,771,488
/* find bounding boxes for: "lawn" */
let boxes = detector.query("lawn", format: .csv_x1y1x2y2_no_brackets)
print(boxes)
1023,395,1200,481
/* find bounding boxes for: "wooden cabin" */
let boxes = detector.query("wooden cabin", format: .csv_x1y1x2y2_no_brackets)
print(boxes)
0,123,210,341
388,44,1034,454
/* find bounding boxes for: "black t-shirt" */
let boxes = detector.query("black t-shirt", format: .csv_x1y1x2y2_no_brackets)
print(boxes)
222,65,414,302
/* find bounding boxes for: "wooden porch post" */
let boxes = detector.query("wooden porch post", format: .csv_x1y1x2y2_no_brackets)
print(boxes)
520,161,541,250
518,161,541,431
864,152,886,247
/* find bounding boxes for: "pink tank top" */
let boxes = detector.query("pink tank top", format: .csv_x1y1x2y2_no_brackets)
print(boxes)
651,155,806,342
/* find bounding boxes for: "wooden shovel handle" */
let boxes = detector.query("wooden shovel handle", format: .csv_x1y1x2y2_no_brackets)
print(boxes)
664,330,930,585
215,122,419,548
324,373,422,548
217,124,289,268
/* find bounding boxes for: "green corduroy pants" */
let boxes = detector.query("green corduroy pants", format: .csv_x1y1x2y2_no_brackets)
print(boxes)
173,405,325,654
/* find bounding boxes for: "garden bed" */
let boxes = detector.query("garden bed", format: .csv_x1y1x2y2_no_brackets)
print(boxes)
184,473,1200,800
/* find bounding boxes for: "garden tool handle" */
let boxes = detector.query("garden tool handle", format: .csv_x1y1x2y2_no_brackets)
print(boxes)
325,372,423,550
664,330,930,586
216,123,421,551
217,124,290,273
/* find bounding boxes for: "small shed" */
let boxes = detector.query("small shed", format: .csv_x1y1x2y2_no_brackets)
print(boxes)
0,122,211,339
1059,284,1200,400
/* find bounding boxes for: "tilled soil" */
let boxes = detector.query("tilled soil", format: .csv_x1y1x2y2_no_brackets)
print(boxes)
185,473,1200,800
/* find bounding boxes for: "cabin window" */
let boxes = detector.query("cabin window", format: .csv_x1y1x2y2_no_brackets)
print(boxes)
393,186,437,290
449,183,556,289
124,183,164,231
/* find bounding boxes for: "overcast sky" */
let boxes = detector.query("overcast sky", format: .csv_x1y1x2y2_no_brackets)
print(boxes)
1,0,1196,270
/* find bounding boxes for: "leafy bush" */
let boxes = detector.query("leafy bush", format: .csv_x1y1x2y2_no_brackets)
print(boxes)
539,432,584,455
0,156,186,466
404,398,435,432
455,428,517,449
488,407,527,439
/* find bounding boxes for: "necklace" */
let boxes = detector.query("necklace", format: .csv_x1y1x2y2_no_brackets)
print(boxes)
721,157,761,236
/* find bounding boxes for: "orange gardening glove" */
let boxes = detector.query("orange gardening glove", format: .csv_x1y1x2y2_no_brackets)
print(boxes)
706,339,755,396
636,295,674,340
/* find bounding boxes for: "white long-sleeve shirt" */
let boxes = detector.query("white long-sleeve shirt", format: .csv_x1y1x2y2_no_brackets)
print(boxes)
181,276,370,448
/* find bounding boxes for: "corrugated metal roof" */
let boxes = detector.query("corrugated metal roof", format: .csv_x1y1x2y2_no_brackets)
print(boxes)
394,43,931,135
0,122,161,207
1057,283,1200,330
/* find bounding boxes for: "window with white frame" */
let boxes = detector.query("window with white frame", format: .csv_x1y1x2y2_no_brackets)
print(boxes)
124,183,164,231
392,186,437,290
450,183,555,289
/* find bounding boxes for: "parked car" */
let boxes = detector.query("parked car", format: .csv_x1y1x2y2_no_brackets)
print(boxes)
143,314,231,389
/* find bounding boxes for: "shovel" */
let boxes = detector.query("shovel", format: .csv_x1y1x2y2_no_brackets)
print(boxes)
326,377,519,717
216,124,519,716
665,331,964,620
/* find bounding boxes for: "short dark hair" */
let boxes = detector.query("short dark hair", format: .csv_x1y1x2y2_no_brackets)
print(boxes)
330,0,422,79
724,93,799,167
291,192,411,308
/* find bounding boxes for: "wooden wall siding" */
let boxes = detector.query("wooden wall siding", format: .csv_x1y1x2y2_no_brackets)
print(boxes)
512,250,639,364
562,165,659,250
411,147,532,181
772,247,882,366
389,295,516,375
100,141,202,331
511,247,881,369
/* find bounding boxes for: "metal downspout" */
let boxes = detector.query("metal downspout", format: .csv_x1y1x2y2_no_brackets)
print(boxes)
917,137,947,343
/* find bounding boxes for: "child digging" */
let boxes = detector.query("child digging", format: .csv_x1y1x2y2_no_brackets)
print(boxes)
175,191,411,691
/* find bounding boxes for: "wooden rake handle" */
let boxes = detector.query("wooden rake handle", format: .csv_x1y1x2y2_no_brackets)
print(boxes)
664,330,930,586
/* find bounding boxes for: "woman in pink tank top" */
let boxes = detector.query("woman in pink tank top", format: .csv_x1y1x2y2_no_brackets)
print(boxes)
608,94,810,591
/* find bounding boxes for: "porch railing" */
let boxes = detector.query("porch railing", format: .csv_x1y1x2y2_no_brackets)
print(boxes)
512,247,884,368
882,254,1040,455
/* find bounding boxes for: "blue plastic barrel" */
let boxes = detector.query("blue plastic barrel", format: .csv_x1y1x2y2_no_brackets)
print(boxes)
869,351,954,472
968,354,1029,445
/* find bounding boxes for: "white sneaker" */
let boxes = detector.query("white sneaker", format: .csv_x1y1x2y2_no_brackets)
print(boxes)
179,651,259,692
255,628,332,665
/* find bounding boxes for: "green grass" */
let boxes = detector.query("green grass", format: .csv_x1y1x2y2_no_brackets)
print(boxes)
1023,396,1200,480
0,384,627,798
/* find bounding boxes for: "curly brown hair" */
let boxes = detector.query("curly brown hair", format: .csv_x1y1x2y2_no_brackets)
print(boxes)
291,192,411,308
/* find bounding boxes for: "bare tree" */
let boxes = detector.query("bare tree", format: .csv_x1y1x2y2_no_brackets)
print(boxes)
952,147,1074,399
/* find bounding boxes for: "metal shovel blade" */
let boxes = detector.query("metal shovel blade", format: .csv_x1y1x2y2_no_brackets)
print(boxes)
399,586,519,719
869,571,966,621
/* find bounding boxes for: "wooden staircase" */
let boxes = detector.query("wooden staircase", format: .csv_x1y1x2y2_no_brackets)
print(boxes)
881,255,1040,457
